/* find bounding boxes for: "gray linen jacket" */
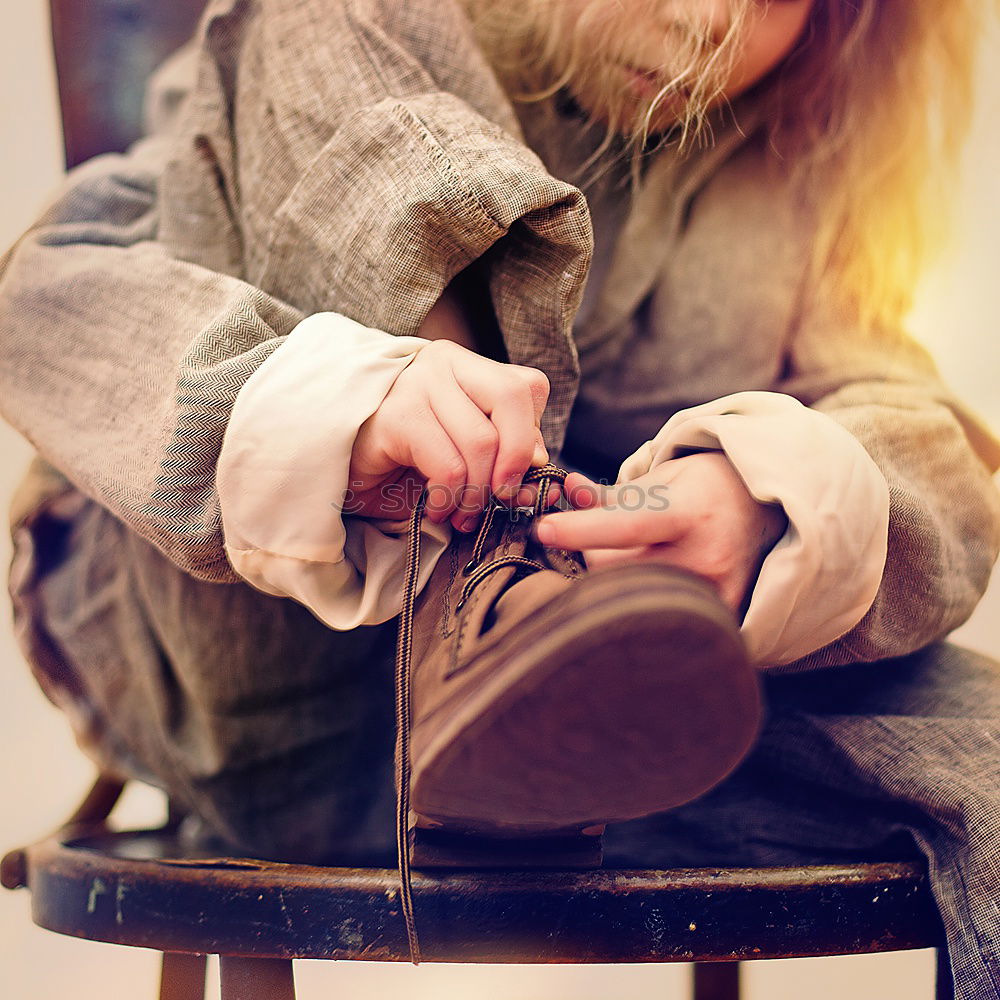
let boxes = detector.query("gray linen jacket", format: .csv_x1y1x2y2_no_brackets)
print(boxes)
2,0,998,672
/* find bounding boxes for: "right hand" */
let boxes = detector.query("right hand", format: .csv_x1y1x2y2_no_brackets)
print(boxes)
347,339,550,531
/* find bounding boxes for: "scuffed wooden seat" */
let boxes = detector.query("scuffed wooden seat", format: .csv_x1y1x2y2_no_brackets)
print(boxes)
2,775,945,1000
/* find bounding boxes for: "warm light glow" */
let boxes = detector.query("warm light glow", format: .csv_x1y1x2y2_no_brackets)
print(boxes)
907,11,1000,428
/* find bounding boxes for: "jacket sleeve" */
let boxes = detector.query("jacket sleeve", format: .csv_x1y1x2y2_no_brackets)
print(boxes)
774,286,1000,672
216,0,589,442
0,52,305,583
0,0,591,585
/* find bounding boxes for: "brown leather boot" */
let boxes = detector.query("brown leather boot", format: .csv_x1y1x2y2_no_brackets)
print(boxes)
393,467,761,867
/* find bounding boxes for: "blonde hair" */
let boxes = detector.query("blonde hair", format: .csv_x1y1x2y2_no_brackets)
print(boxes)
458,0,986,328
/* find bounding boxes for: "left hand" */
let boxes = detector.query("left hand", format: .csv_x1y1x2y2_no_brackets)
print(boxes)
535,452,787,613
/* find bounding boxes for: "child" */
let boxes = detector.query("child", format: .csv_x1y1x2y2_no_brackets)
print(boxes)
2,0,999,992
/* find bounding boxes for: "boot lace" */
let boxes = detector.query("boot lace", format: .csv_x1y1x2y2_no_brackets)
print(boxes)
393,464,573,963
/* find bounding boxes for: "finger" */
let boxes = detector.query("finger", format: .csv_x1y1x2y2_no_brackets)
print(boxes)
579,544,652,569
530,429,550,470
427,382,499,531
534,503,684,551
452,358,550,497
584,544,746,612
488,382,548,497
564,470,675,512
509,470,611,513
490,434,552,508
564,472,613,510
394,410,467,524
716,576,747,614
512,482,562,509
508,364,550,425
492,393,543,498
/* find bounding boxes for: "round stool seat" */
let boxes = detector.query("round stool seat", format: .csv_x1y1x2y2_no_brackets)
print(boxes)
3,825,943,964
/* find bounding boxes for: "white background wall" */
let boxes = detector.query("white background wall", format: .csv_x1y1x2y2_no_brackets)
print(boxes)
0,3,997,998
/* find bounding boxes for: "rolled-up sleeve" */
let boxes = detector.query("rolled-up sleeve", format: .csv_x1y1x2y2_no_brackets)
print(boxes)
218,313,450,628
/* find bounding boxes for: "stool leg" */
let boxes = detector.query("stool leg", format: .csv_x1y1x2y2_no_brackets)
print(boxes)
935,947,955,1000
160,952,207,1000
219,957,295,1000
692,961,740,1000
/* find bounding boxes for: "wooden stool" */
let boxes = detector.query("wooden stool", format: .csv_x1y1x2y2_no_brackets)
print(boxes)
2,776,947,1000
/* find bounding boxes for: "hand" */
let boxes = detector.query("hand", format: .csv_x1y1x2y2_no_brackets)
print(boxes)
348,339,550,530
535,452,787,612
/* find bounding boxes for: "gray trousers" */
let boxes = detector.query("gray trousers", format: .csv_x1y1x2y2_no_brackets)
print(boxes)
10,484,1000,1000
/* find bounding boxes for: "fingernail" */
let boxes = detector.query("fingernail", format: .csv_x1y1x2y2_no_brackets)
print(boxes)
497,472,522,499
534,518,555,544
458,515,479,533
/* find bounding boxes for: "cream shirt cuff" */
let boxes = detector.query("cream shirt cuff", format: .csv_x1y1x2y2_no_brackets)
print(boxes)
217,312,451,630
617,391,890,667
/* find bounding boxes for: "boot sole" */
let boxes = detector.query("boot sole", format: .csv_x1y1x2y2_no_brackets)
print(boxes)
409,562,761,835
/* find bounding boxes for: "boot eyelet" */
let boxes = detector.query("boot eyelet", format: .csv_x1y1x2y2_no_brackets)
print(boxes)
461,560,478,577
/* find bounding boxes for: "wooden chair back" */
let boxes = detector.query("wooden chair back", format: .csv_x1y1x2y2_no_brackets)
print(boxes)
49,0,206,167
